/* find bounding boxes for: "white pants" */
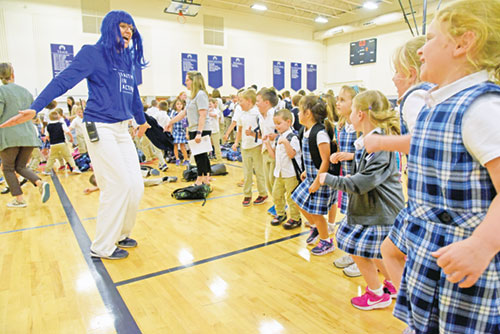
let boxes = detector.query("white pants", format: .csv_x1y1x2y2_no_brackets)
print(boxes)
84,120,144,256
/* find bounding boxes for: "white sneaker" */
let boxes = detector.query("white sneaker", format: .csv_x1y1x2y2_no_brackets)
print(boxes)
7,199,27,208
343,262,361,277
42,171,52,176
72,168,82,174
334,254,355,268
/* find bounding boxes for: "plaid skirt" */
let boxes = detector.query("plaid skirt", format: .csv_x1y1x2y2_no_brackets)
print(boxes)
394,216,500,334
335,218,391,259
291,178,337,215
387,209,408,255
172,129,187,144
340,191,348,214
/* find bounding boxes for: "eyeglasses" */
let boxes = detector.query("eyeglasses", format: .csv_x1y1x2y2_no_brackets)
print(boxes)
119,23,135,32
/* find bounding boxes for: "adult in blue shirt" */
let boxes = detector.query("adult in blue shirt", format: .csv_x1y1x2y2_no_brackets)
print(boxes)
0,11,150,260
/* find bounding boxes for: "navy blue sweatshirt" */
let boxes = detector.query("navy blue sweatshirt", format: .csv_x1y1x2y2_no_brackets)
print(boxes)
31,44,145,125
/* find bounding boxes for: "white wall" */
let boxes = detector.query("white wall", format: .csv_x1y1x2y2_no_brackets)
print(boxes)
0,0,326,99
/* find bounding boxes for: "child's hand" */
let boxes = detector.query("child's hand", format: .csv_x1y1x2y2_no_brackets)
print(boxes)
278,136,288,145
223,134,228,142
244,126,253,136
164,123,173,133
268,133,278,141
432,236,494,288
231,143,238,151
364,133,382,153
300,171,306,181
330,152,353,164
309,179,320,193
318,173,327,185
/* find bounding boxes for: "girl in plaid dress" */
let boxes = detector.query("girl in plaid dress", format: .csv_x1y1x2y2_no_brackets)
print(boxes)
291,95,337,255
331,86,363,276
170,98,189,166
319,90,404,311
388,1,500,333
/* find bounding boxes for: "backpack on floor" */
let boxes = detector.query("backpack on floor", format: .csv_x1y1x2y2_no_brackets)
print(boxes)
210,163,228,176
171,184,211,205
182,166,198,181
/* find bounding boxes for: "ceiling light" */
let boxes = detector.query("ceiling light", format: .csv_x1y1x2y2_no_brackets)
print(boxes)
251,4,267,11
363,1,378,10
315,16,328,24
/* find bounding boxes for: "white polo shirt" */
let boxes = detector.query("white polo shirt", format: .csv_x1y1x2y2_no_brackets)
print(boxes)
274,128,302,178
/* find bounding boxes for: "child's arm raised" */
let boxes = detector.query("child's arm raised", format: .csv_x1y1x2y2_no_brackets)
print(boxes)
364,133,411,154
319,151,393,195
279,136,297,159
432,156,500,288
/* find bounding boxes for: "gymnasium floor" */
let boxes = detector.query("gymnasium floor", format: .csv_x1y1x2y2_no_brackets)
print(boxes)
0,161,406,334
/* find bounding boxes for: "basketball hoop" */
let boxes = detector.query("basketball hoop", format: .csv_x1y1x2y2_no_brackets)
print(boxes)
177,11,186,24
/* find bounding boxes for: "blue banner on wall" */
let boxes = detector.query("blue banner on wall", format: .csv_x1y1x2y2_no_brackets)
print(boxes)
273,61,285,91
181,53,198,86
290,62,302,91
207,55,223,89
231,57,245,89
50,44,74,78
306,64,317,92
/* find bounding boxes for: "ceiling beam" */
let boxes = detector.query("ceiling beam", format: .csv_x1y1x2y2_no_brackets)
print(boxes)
299,0,355,14
262,0,339,18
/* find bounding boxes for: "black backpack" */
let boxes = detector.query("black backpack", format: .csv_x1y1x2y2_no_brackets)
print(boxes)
298,123,340,175
171,184,211,205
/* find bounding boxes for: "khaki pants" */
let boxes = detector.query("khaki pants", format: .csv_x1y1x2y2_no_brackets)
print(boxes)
76,134,87,154
241,145,266,198
210,131,222,162
262,151,275,196
45,143,77,171
272,175,300,220
28,147,42,171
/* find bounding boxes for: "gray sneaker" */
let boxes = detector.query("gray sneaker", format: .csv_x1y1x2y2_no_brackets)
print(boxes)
343,262,361,277
334,254,355,268
91,248,129,260
39,182,50,203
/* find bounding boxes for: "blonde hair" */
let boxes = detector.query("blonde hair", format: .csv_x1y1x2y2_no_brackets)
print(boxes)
392,36,425,80
274,108,293,122
353,90,400,135
187,71,208,99
0,63,13,85
299,95,335,137
321,93,339,123
49,110,60,121
338,85,366,129
435,0,500,83
241,88,256,104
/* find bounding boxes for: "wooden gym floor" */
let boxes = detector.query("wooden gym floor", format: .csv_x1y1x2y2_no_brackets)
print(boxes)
0,161,407,334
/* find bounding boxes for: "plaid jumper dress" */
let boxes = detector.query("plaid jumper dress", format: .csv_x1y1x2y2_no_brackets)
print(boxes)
389,82,434,255
291,129,336,215
172,111,188,144
337,125,357,214
394,82,500,334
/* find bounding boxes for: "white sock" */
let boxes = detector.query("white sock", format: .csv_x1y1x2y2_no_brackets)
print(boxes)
320,238,331,243
368,285,384,296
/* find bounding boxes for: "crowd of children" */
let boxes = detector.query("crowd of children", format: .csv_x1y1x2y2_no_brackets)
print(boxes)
1,0,498,332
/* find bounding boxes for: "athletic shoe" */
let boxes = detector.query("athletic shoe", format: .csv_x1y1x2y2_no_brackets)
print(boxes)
182,160,190,166
90,248,129,260
283,218,301,230
175,159,181,166
1,187,9,194
117,237,138,248
351,288,391,311
334,254,355,268
402,327,416,334
253,195,268,205
39,182,50,203
306,227,319,245
159,163,168,171
7,199,27,208
311,238,335,256
149,168,160,176
383,280,398,299
343,263,362,277
162,176,178,183
0,176,4,184
267,205,276,216
242,197,251,207
271,214,287,226
42,171,53,176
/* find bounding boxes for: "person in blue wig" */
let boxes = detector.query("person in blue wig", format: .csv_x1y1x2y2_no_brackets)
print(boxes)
1,10,150,260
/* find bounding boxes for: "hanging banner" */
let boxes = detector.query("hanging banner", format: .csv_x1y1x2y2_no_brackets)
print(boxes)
231,57,245,89
273,61,285,91
290,62,302,91
207,55,223,89
306,64,317,92
50,44,74,78
181,53,198,86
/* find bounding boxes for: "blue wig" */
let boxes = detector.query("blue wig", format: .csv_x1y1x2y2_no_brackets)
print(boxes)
97,10,148,70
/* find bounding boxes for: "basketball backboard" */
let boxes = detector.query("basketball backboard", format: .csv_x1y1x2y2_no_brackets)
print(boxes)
164,0,201,17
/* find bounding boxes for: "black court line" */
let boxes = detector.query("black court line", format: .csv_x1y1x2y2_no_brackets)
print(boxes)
51,174,141,334
115,230,309,287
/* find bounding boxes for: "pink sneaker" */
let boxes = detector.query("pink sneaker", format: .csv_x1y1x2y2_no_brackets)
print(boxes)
351,287,392,310
383,280,397,299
